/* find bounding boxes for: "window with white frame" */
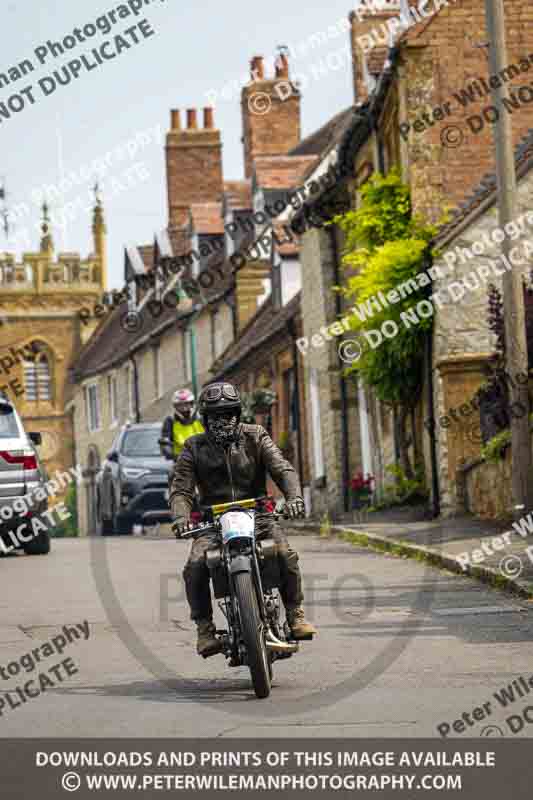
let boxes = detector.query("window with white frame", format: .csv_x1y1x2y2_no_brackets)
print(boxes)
85,383,101,433
107,374,118,426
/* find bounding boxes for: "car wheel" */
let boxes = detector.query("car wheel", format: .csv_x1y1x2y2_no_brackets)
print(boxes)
23,530,51,555
114,512,132,535
101,494,115,536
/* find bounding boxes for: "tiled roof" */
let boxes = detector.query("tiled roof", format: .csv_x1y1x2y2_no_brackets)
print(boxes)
73,297,191,381
224,180,252,210
189,203,224,235
253,155,318,191
212,292,301,378
289,107,356,160
434,127,533,247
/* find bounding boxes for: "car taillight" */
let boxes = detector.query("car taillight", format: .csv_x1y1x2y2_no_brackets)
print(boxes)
0,451,37,469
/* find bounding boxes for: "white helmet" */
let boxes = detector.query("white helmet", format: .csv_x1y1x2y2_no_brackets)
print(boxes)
173,389,194,405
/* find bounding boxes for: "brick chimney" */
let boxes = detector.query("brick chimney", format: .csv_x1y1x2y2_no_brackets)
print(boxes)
241,53,301,179
350,1,402,103
166,107,224,229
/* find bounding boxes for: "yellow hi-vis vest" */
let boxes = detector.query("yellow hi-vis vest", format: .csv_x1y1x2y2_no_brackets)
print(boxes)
172,419,204,457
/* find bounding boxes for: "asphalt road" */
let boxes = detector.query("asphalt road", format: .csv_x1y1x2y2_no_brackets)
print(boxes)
1,530,533,738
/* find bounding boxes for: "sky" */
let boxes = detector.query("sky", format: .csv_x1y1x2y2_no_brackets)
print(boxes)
0,0,356,289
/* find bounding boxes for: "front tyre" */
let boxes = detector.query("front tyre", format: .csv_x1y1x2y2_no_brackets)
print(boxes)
23,530,51,555
234,571,271,699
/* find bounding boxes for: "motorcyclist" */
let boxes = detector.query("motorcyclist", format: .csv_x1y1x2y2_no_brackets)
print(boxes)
160,388,204,461
169,381,317,656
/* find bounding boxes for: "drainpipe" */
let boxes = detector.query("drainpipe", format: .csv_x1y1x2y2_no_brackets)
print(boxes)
329,225,351,513
287,318,305,493
189,321,199,399
129,354,140,423
426,324,441,518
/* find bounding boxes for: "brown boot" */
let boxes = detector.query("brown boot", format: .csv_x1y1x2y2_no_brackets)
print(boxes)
196,620,220,656
287,607,317,639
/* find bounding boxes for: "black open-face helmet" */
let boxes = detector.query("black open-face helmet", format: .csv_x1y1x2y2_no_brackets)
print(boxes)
198,382,242,422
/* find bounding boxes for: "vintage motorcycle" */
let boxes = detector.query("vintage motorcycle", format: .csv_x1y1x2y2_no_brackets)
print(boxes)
179,497,310,699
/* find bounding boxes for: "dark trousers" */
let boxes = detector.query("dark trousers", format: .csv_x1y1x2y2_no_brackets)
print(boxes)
182,517,304,622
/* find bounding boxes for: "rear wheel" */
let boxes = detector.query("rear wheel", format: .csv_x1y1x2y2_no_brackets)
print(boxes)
101,494,115,536
114,513,132,535
234,571,271,699
23,530,50,555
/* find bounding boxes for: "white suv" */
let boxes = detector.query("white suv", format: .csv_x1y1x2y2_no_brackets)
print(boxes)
0,393,50,555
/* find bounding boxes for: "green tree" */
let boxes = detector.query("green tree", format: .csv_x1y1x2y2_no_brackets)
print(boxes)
52,482,79,538
333,169,442,479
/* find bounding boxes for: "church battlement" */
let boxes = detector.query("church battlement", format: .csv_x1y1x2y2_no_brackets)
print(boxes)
0,192,106,297
0,251,102,293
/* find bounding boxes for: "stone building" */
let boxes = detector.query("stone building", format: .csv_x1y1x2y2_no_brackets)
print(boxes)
288,0,533,518
430,131,533,518
69,47,327,532
0,197,107,497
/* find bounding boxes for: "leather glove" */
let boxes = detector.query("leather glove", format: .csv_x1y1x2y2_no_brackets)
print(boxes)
172,517,193,538
285,498,306,520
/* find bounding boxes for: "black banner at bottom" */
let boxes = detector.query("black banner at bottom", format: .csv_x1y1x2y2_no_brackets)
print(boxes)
1,739,532,799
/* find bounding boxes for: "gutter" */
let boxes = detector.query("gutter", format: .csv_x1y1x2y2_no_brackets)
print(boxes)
129,354,141,424
286,317,305,494
329,225,351,514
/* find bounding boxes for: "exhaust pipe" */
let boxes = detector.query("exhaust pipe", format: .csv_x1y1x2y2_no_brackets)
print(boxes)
265,630,298,654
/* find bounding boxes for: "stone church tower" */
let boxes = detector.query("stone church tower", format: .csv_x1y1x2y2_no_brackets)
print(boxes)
0,194,107,487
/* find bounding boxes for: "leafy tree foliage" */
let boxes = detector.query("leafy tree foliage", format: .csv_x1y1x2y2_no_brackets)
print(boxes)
333,170,440,478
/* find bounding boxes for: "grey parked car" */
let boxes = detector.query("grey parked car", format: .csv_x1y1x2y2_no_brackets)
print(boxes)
0,393,49,555
97,423,173,535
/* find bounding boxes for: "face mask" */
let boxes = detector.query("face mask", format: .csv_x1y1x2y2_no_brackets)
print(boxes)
207,414,239,447
175,404,194,423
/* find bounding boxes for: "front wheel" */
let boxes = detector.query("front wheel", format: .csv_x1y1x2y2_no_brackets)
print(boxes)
234,571,271,699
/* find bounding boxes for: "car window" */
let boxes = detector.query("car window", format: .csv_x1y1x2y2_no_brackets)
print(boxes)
121,429,161,457
0,405,21,438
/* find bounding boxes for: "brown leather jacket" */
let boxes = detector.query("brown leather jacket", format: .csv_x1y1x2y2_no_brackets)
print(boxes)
169,423,302,520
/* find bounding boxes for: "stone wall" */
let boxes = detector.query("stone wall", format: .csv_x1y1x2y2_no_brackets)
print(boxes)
432,167,533,515
462,450,513,521
401,0,533,221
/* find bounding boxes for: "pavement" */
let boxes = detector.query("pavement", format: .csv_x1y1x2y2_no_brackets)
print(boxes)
286,506,533,599
1,529,533,738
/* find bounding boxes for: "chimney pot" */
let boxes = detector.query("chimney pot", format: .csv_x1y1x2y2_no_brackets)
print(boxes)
170,109,181,130
203,107,214,129
186,109,198,129
250,55,265,80
275,53,289,79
